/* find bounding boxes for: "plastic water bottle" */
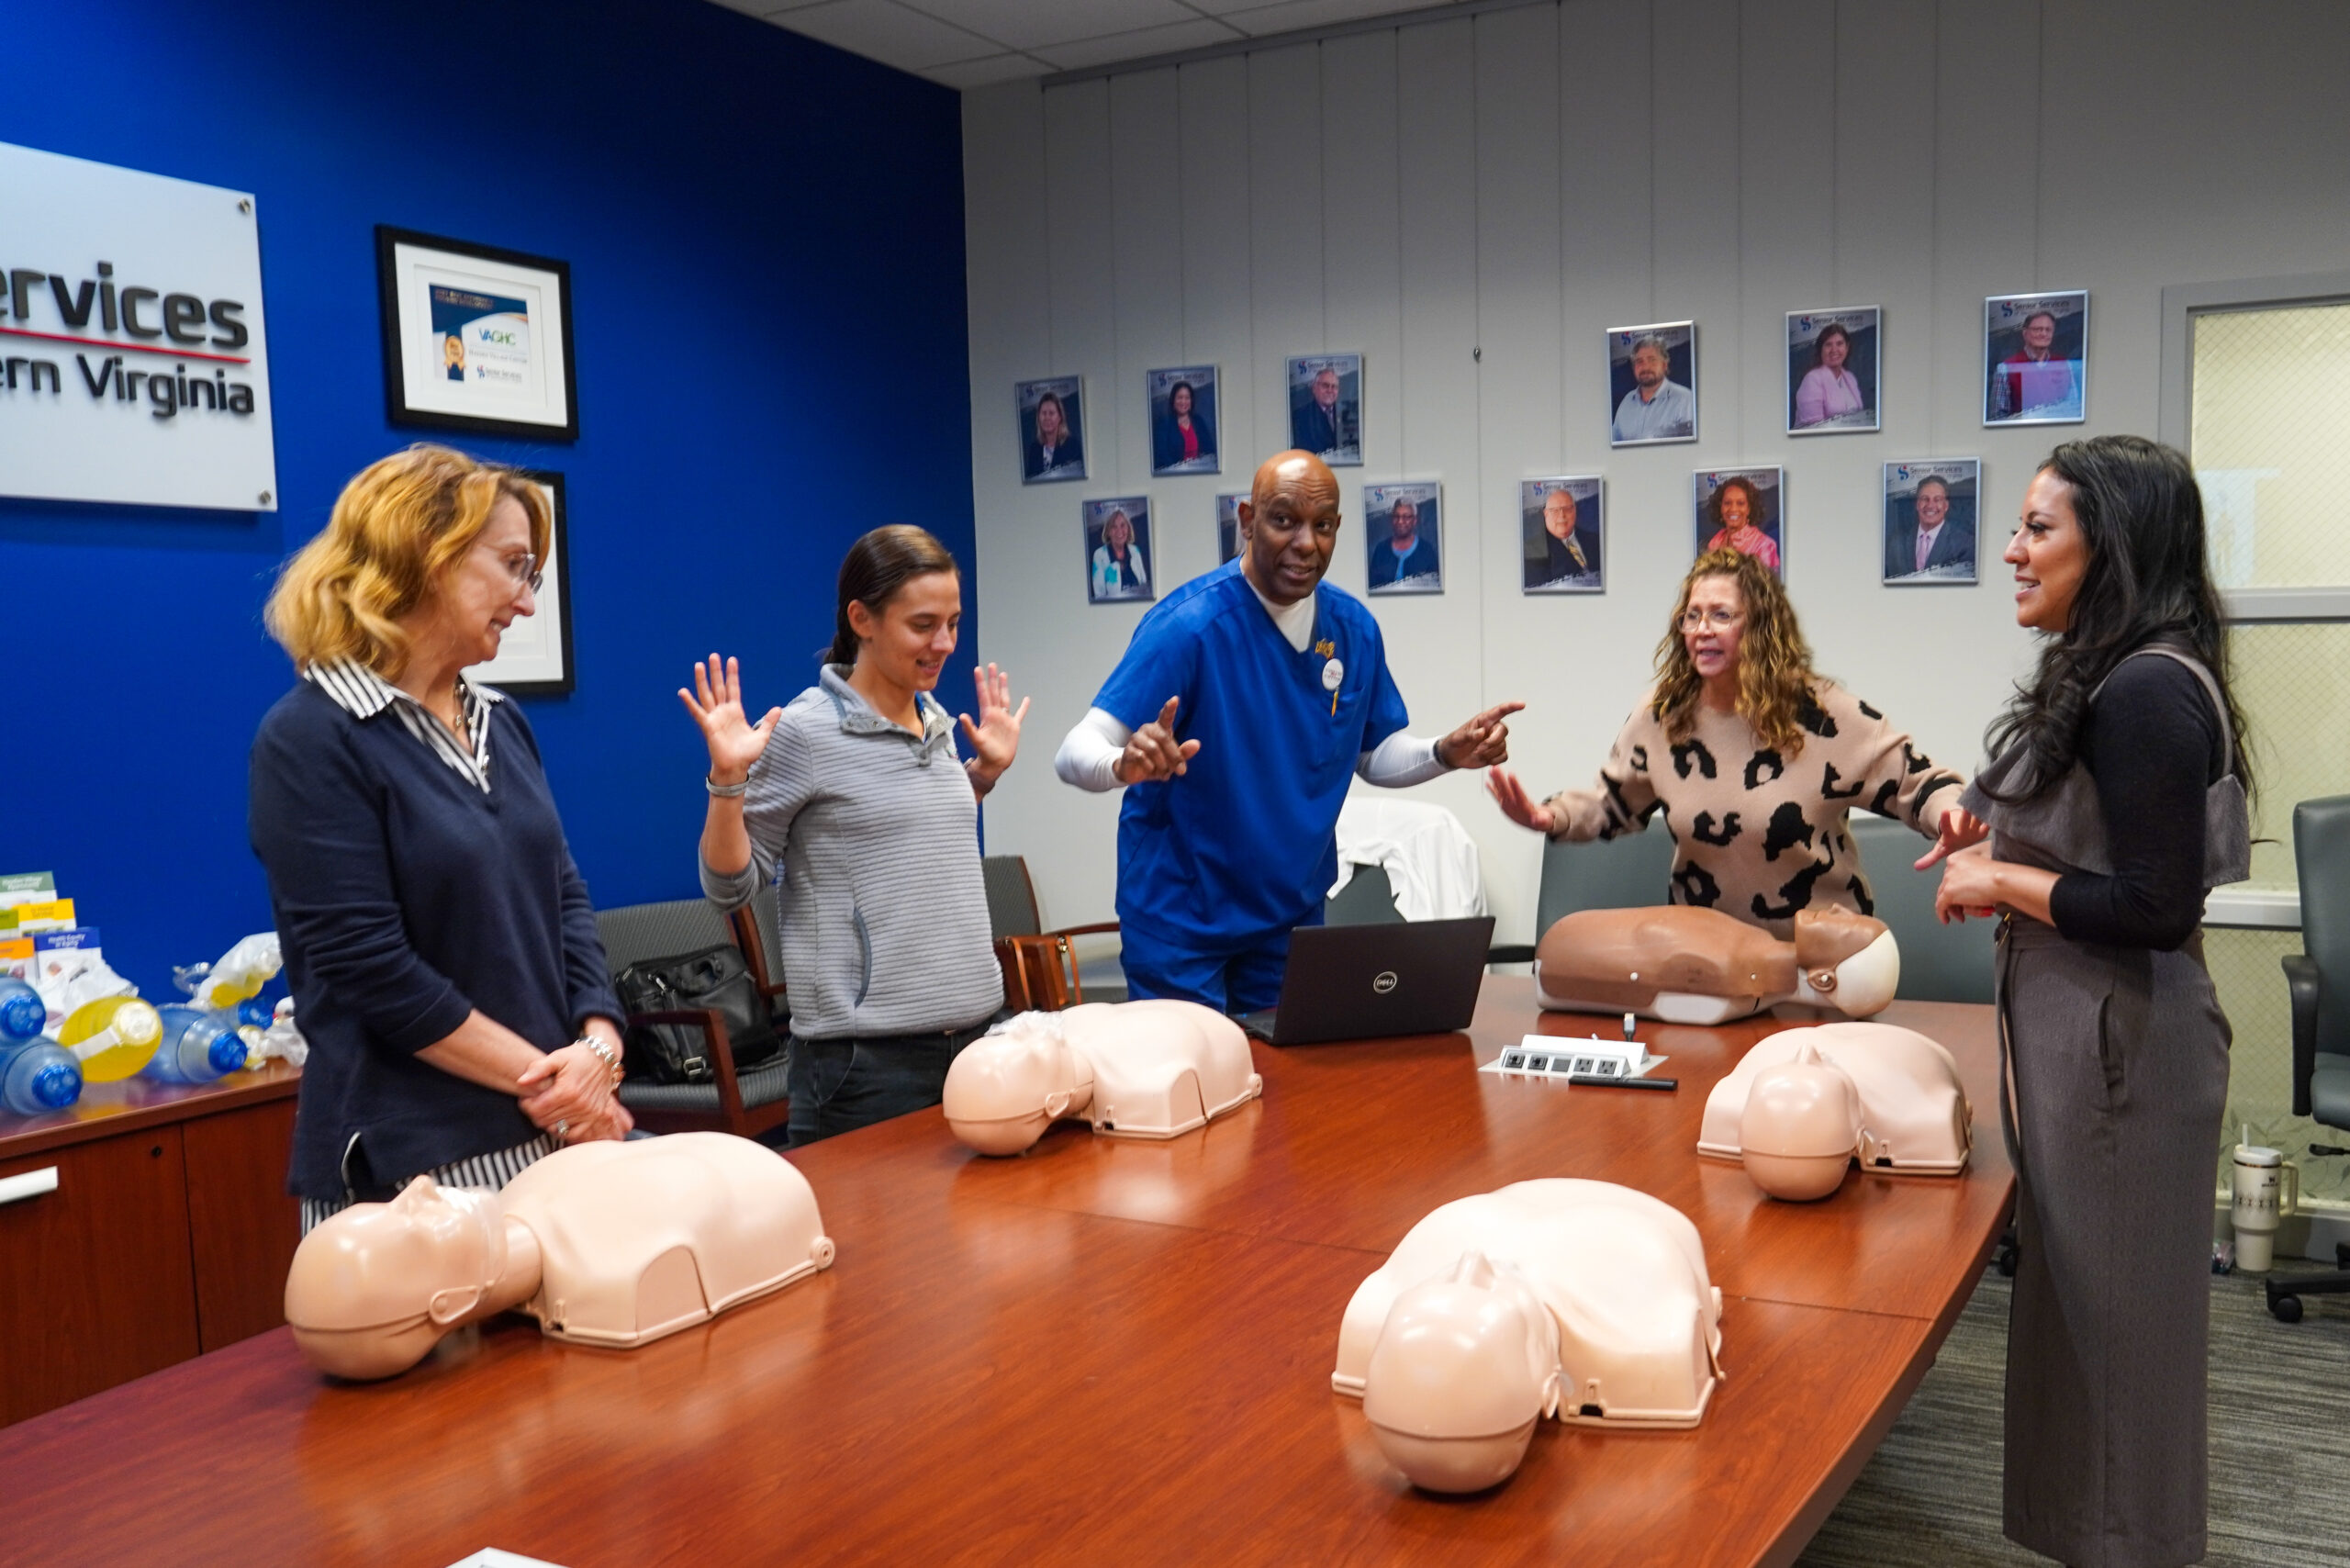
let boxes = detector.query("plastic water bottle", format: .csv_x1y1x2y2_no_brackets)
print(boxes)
0,977,44,1044
140,1005,250,1084
0,1038,83,1114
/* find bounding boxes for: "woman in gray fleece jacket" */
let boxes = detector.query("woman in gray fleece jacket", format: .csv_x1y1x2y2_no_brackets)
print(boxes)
683,526,1029,1145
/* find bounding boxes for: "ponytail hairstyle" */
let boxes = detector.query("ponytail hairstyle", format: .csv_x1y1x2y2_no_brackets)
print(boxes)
827,525,961,667
1651,547,1818,756
1982,434,2251,803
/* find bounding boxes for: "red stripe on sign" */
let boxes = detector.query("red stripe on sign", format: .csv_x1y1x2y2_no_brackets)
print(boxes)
0,323,252,364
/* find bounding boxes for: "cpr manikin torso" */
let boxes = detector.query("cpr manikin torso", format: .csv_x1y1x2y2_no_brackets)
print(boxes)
1535,904,1898,1024
1332,1180,1722,1493
285,1132,834,1380
943,1001,1262,1155
1699,1022,1974,1199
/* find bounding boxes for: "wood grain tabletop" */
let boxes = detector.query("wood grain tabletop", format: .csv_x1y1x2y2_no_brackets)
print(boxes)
0,981,2010,1568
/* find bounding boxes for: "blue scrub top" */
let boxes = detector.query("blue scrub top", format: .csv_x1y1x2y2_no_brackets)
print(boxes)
1093,560,1410,950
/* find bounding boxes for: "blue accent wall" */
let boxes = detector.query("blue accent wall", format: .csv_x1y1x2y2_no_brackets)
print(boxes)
0,0,974,993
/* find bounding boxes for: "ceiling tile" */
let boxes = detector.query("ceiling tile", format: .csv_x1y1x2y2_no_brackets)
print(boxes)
906,0,1198,51
1190,0,1446,22
771,0,1006,70
1030,16,1243,69
923,52,1054,87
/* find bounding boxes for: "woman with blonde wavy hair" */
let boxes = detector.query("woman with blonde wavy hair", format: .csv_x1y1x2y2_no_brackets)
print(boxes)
250,443,631,1233
1486,548,1971,936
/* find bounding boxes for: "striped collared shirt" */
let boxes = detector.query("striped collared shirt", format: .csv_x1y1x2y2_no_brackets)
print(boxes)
298,1132,557,1235
304,657,503,792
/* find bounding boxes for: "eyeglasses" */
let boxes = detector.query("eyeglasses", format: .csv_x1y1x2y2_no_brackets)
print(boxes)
1680,607,1743,631
481,546,543,593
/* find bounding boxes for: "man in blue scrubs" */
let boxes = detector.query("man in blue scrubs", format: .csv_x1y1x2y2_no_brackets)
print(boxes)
1054,450,1520,1013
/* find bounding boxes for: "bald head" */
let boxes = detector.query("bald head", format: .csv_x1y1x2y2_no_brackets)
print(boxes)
1238,450,1342,606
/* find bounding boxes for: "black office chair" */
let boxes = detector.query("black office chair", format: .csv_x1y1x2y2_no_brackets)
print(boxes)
1325,864,1407,926
596,897,792,1142
1488,816,1676,964
1850,814,1996,1003
2268,795,2350,1323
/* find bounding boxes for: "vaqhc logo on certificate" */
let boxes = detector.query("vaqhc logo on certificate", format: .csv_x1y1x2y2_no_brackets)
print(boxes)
0,140,277,511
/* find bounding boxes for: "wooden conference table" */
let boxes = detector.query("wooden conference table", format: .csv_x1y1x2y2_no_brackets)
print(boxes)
3,981,2011,1567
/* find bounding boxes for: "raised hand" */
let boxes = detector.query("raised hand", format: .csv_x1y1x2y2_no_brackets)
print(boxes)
1115,696,1203,784
1438,701,1526,769
1484,767,1561,834
958,663,1032,790
1914,800,1990,871
678,654,783,785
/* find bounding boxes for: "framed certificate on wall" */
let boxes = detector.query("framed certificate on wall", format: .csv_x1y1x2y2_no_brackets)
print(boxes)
376,227,578,441
464,469,576,696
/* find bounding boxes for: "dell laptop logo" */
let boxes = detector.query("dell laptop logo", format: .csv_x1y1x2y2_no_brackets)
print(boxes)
1372,971,1399,994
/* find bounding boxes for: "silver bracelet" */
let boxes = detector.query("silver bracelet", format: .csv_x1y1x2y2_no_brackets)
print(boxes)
574,1034,622,1084
706,772,749,798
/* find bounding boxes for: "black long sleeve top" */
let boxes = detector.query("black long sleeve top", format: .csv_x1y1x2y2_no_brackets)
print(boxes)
250,682,622,1201
2046,655,2226,951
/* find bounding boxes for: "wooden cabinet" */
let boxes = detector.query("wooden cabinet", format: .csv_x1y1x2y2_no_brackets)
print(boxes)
0,1066,300,1426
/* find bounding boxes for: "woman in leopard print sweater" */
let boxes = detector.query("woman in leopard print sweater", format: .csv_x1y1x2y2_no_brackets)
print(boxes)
1488,548,1970,939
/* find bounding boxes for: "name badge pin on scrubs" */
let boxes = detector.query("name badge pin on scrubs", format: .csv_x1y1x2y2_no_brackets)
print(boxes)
1322,656,1344,715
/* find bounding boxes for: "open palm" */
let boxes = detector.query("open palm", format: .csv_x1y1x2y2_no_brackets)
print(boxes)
959,662,1031,778
678,654,782,779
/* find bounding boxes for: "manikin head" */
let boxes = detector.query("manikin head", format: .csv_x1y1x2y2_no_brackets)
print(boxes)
1237,450,1341,606
1362,1251,1561,1494
1790,907,1901,1017
943,1013,1092,1155
1739,1042,1864,1201
285,1177,513,1380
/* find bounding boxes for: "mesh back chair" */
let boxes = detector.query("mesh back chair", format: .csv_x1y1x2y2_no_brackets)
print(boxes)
1489,816,1677,963
597,897,791,1141
982,855,1122,1010
2269,796,2350,1323
1850,814,1995,1003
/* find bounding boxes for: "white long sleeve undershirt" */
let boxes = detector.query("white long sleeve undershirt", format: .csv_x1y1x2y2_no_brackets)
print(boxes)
1053,571,1449,792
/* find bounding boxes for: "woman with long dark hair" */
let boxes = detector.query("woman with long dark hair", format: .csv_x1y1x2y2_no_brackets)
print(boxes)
1929,434,2250,1568
683,526,1028,1144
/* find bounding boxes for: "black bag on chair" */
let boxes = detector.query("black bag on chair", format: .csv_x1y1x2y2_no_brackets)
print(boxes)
611,944,784,1085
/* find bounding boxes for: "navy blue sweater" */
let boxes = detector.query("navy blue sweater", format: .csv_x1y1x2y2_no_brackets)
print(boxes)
250,682,621,1201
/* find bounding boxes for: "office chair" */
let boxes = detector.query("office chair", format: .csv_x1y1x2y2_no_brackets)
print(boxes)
1850,814,1996,1003
596,897,791,1141
982,855,1124,1009
1487,816,1676,964
2268,795,2350,1323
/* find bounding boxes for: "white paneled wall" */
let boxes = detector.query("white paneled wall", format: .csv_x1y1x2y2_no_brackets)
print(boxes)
961,0,2350,943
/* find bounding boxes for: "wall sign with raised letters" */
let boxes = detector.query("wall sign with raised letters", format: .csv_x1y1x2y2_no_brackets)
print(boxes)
0,140,276,511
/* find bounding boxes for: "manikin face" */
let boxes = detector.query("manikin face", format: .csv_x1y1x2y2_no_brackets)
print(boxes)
1681,576,1746,685
1717,484,1751,532
420,494,538,670
2022,313,2056,356
1313,369,1340,409
284,1177,508,1379
1389,498,1419,544
848,569,962,692
1818,330,1848,370
1239,451,1342,606
1035,397,1065,442
1631,343,1669,390
1543,489,1578,541
2006,467,2089,633
1171,385,1192,418
1914,481,1950,530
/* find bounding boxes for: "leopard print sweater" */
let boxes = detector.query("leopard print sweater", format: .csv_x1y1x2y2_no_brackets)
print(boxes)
1541,682,1966,938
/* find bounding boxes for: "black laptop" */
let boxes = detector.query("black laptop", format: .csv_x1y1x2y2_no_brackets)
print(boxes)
1237,917,1495,1046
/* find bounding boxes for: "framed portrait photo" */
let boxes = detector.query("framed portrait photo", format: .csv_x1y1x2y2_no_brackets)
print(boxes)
1983,291,2087,425
1521,476,1605,594
1607,321,1697,446
1286,353,1362,466
1883,460,1981,586
1216,491,1246,565
1364,481,1442,595
463,469,574,695
1786,307,1881,434
1081,496,1154,605
1147,364,1220,476
1695,466,1785,579
375,227,577,441
1017,375,1088,485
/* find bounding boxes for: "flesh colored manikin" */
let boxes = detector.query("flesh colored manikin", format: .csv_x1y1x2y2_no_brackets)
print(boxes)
1333,1179,1723,1493
1699,1021,1975,1199
943,1001,1262,1155
1534,903,1899,1024
284,1133,834,1380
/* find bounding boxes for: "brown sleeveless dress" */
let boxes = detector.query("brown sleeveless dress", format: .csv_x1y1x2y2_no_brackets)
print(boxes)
1958,648,2250,1568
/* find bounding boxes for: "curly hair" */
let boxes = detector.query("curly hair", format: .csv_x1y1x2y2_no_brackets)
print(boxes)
1651,547,1818,756
263,444,549,678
